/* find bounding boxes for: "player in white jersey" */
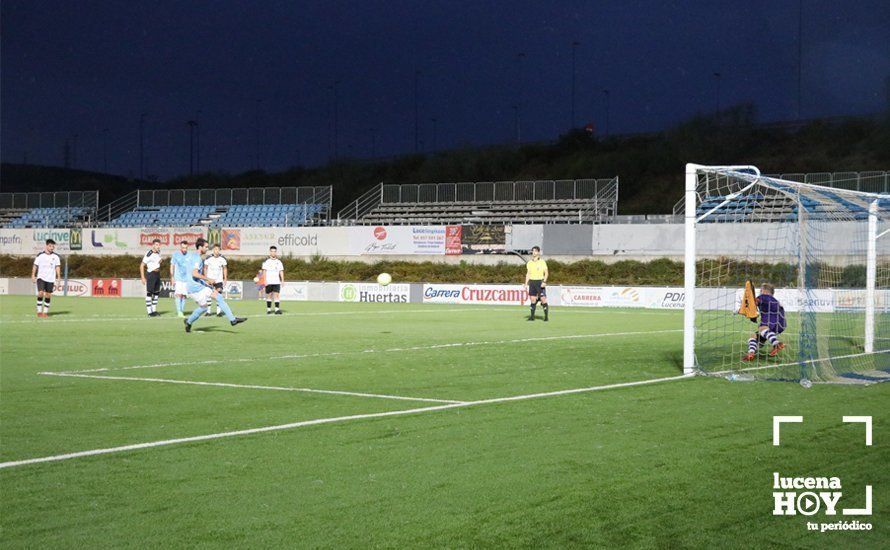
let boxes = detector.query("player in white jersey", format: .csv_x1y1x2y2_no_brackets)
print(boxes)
31,239,61,318
140,238,163,317
261,246,285,314
203,243,228,317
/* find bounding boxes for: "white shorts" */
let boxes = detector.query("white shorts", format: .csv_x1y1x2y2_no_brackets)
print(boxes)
189,287,213,307
174,281,190,296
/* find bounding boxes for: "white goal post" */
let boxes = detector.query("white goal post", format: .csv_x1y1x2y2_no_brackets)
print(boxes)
683,163,890,383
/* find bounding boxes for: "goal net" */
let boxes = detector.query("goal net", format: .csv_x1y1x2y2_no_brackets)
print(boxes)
683,164,890,384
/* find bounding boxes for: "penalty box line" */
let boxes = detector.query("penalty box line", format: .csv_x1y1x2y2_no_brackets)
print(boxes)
38,371,464,405
58,328,684,374
0,307,503,325
0,373,693,470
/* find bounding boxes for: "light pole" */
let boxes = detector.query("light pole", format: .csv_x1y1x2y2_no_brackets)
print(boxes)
254,99,261,170
414,70,422,153
797,0,803,120
333,81,340,159
516,52,525,143
139,112,146,179
430,117,437,151
602,89,611,137
195,110,201,173
571,41,580,128
102,128,109,172
187,120,198,175
713,72,722,121
512,105,520,144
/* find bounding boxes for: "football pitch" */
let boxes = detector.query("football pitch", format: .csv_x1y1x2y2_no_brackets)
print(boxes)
0,295,887,547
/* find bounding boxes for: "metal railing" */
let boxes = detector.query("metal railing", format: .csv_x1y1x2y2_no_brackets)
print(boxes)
672,170,890,215
98,186,333,224
337,178,619,224
0,190,99,210
0,191,100,227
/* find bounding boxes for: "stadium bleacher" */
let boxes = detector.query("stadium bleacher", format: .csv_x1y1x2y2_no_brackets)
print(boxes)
3,207,94,228
106,206,216,228
211,204,325,227
98,186,333,228
338,179,619,225
104,203,327,228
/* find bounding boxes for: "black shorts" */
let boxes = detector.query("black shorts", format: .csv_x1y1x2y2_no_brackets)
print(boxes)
36,279,55,293
146,271,161,294
528,280,546,297
212,282,224,291
265,284,281,294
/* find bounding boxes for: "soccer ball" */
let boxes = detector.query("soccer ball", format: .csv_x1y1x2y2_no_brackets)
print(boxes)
253,277,259,283
377,272,392,286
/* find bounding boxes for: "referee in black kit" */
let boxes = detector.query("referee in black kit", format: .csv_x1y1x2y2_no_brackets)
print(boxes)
140,238,163,316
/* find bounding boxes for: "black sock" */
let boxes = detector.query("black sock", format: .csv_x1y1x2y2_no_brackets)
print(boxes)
44,296,51,313
543,303,549,314
266,300,272,312
530,303,536,316
275,301,280,311
37,297,43,312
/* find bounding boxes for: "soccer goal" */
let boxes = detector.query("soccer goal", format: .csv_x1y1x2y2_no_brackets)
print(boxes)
683,164,890,383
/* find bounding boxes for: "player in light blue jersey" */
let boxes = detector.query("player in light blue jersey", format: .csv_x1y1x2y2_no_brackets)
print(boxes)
183,238,247,333
169,240,192,318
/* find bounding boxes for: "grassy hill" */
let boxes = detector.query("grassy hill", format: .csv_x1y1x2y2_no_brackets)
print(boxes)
4,106,888,215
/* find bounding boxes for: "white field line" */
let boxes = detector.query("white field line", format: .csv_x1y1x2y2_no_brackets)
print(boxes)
0,373,693,469
0,307,505,325
60,329,684,374
38,372,464,405
711,349,890,376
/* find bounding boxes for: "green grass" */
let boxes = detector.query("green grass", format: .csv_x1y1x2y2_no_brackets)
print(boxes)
0,295,887,548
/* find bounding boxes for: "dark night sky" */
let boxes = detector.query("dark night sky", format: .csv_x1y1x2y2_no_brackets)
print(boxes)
2,0,888,179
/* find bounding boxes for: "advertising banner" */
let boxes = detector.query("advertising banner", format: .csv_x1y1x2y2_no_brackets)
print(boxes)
422,284,529,305
60,279,92,297
461,225,506,254
90,228,140,253
445,225,462,255
31,228,74,253
351,226,448,255
279,281,309,301
339,282,410,303
0,278,8,295
91,278,123,297
559,286,605,307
